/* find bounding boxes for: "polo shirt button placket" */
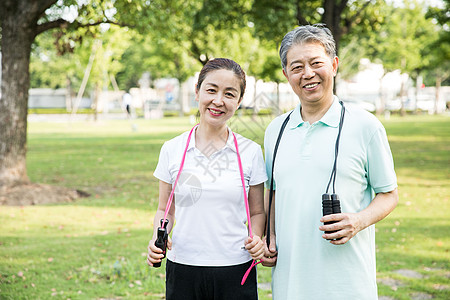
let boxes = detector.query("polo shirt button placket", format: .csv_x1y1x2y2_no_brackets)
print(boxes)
302,125,314,159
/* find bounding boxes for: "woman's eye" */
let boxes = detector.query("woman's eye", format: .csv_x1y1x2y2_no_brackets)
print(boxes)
207,89,216,93
226,92,236,98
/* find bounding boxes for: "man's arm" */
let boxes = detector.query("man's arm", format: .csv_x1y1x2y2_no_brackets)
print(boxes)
261,189,278,266
319,188,398,245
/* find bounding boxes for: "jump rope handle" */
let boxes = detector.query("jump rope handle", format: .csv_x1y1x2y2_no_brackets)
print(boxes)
153,219,169,268
322,193,342,240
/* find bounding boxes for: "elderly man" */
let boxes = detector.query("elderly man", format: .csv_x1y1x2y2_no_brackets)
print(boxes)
262,24,398,299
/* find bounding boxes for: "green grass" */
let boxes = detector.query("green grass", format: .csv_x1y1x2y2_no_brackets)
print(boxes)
0,114,449,299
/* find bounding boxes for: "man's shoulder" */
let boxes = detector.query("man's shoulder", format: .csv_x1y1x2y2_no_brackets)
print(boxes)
345,103,382,127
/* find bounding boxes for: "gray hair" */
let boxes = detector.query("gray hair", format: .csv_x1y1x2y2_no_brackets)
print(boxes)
279,24,336,71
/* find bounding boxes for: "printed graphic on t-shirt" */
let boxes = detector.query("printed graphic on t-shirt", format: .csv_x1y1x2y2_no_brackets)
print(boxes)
174,172,202,207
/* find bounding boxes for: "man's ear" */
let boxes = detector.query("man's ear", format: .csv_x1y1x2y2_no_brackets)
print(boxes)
332,56,339,76
283,69,288,80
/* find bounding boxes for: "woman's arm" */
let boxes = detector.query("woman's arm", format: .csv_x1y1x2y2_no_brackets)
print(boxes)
147,180,175,266
244,183,265,260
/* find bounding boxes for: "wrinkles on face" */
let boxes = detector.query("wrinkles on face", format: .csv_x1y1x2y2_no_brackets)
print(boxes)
284,42,338,108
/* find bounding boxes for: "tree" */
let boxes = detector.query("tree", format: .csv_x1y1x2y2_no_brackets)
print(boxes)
249,0,387,97
425,0,450,113
363,0,438,114
0,0,158,191
0,0,263,195
250,0,386,56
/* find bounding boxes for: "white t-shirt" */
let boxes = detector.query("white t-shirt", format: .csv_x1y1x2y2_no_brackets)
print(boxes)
154,127,267,266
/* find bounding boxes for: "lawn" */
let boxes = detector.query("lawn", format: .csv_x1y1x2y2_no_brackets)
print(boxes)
0,113,448,299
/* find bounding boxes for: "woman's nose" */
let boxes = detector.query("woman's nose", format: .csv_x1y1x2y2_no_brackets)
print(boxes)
212,93,225,105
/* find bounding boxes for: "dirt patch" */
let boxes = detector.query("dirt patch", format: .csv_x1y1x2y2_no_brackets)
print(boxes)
0,183,90,206
377,277,405,290
410,292,434,300
394,269,424,279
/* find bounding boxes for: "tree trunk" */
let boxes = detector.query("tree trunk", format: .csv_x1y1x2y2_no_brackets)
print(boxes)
276,82,280,115
377,73,387,115
252,79,258,119
399,75,406,116
0,4,37,187
322,0,347,94
434,75,441,115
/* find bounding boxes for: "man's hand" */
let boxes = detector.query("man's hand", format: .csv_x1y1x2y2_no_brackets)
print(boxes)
319,213,363,245
261,235,277,267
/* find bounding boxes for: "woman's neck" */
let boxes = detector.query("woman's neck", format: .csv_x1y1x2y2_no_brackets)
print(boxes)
195,123,229,157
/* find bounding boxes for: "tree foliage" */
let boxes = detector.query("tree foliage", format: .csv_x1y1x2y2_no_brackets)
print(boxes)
423,0,450,85
1,0,448,192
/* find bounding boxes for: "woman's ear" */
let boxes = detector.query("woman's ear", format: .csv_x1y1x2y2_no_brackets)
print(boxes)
194,83,199,102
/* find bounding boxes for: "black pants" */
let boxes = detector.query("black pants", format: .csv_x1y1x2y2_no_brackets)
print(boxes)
166,260,258,300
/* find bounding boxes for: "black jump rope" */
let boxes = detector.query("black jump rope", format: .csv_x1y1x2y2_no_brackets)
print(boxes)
154,101,346,267
266,100,345,247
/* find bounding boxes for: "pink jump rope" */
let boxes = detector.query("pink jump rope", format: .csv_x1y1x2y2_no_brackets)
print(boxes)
156,124,262,285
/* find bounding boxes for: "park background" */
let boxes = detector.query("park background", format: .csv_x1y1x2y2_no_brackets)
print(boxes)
0,0,449,299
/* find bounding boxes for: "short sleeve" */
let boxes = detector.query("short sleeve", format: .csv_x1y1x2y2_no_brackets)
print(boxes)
249,146,268,186
153,142,173,184
367,127,397,194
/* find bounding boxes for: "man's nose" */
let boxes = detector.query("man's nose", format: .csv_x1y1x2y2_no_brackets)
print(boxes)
303,65,315,79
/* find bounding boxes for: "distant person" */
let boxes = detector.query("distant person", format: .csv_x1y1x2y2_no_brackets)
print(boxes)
122,91,132,118
147,58,267,300
262,24,398,299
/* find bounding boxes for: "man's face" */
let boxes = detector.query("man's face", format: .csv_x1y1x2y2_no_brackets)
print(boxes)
283,42,338,107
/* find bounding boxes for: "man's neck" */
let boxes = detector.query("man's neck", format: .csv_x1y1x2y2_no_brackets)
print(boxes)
300,97,334,124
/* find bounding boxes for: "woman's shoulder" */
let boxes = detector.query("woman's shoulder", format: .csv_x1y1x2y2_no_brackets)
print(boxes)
161,130,191,151
232,131,263,154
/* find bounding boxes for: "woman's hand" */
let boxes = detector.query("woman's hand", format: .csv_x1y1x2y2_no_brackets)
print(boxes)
244,235,264,261
146,236,172,267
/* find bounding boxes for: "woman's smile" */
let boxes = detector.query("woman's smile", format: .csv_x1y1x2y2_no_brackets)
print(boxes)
208,108,225,116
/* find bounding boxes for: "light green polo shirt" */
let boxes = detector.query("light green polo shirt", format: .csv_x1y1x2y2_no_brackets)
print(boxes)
264,97,397,300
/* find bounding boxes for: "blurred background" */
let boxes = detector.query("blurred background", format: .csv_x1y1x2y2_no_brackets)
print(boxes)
0,1,449,299
2,0,448,121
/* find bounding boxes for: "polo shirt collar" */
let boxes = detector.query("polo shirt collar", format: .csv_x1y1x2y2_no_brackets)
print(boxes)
288,96,341,129
224,127,238,153
319,96,342,128
187,125,237,153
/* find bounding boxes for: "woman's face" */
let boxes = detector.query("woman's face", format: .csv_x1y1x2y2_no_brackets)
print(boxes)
195,69,242,128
